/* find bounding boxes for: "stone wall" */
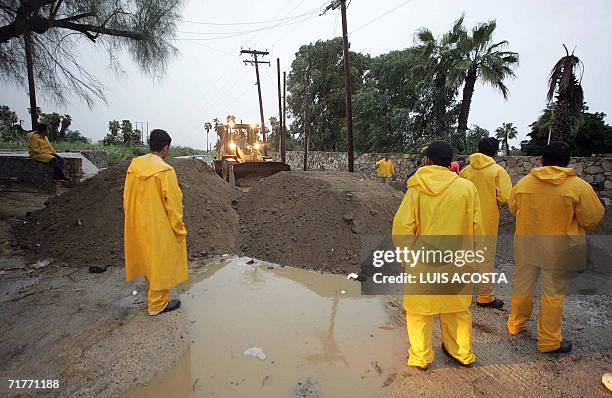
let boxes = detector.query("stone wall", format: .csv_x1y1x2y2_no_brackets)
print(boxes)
270,151,612,205
0,155,82,191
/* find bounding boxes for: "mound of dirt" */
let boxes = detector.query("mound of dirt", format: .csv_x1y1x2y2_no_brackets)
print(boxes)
14,159,239,266
237,171,403,273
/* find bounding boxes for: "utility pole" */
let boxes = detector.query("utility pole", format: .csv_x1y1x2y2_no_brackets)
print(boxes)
303,71,310,171
24,32,37,129
322,0,354,172
276,58,283,155
282,71,287,164
241,49,270,155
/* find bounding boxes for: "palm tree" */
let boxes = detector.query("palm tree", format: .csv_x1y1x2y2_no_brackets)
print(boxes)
546,45,584,143
495,122,518,155
448,19,519,140
412,17,465,142
204,122,212,151
58,114,72,140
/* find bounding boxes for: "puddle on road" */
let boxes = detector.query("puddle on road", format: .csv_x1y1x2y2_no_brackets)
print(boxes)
125,257,406,398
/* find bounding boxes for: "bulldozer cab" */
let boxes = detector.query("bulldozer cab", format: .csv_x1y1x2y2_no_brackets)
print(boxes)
214,122,290,187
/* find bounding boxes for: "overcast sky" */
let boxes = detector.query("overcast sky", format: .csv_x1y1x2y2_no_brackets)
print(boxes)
2,0,611,150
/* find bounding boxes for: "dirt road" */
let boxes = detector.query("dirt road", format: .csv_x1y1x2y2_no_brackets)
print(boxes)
1,170,610,397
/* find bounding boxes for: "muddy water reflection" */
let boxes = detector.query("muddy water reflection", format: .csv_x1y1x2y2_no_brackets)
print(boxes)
127,257,406,397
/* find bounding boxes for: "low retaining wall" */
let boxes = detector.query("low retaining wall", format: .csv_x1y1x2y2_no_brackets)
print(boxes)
0,155,82,189
270,151,612,205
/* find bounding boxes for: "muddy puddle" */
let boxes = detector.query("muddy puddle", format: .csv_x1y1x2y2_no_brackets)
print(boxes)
124,257,406,398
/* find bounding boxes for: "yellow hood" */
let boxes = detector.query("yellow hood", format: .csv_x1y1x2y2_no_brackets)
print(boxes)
530,166,575,185
127,154,173,178
468,153,495,169
408,165,458,196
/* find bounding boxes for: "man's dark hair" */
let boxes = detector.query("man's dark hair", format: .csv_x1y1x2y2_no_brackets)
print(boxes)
477,137,499,157
36,123,48,133
425,140,454,167
149,129,172,152
542,141,571,167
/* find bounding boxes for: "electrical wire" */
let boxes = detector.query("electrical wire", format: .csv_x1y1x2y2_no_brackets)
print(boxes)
349,0,412,34
182,7,321,26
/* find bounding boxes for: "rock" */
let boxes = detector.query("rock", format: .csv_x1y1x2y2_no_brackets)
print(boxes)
605,180,612,190
602,160,612,172
342,211,354,222
585,165,603,174
351,223,360,234
88,264,107,273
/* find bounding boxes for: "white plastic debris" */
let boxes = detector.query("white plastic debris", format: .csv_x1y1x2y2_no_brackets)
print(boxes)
132,290,137,296
243,346,266,360
347,273,358,280
341,290,346,294
33,259,52,269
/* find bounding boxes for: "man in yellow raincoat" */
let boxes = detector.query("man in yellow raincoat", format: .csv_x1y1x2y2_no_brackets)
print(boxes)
376,154,394,184
26,123,68,181
460,137,512,308
393,141,483,369
507,141,604,353
124,129,188,316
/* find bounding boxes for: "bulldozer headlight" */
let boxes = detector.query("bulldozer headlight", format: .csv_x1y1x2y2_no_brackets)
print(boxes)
229,142,237,150
253,143,261,150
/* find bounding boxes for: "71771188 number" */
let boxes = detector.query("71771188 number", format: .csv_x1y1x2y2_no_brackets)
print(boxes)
8,379,59,389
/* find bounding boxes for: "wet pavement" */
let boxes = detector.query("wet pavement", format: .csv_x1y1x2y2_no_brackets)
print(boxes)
124,257,406,397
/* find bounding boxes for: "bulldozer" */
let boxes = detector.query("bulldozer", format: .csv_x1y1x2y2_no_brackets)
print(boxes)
213,122,290,186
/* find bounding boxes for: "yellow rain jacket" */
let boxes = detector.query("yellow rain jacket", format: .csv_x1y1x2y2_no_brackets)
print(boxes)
393,165,484,315
509,166,604,271
124,154,188,291
510,166,603,235
376,159,394,177
460,153,512,235
26,131,56,163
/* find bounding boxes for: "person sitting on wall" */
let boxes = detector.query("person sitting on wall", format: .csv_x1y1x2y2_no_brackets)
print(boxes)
26,123,69,182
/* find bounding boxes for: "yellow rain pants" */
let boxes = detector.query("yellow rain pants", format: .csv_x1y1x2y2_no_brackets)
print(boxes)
460,153,512,303
406,310,475,368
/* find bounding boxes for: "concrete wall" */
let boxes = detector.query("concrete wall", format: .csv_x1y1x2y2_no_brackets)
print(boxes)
270,151,612,205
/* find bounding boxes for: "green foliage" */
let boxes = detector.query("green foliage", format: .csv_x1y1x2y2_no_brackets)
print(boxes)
521,105,612,156
465,125,490,154
546,45,584,143
0,105,24,141
287,38,370,151
495,122,518,154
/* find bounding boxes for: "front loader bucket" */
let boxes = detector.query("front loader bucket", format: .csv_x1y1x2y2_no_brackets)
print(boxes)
231,161,290,187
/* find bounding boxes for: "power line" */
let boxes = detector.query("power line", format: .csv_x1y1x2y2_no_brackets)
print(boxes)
349,0,412,34
176,14,319,41
182,7,321,26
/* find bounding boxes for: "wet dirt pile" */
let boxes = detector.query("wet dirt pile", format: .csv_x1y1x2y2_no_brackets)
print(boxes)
14,159,239,266
237,171,403,273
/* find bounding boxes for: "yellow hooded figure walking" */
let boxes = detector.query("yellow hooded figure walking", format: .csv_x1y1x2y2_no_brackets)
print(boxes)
460,137,512,308
124,129,188,316
393,141,483,369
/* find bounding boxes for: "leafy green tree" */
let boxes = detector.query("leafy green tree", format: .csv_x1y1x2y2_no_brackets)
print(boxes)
0,105,22,140
546,45,584,143
287,38,370,151
39,111,61,140
448,18,519,141
58,115,72,140
495,122,518,155
0,0,184,114
521,105,612,156
411,19,464,144
465,125,490,154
